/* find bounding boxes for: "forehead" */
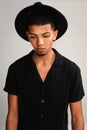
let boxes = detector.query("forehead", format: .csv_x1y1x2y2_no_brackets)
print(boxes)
28,24,54,33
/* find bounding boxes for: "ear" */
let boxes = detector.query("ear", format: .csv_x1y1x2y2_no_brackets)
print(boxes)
26,31,29,38
53,30,58,41
26,31,30,41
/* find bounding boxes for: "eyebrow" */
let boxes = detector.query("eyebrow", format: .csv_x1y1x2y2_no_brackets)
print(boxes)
28,32,36,35
28,32,51,35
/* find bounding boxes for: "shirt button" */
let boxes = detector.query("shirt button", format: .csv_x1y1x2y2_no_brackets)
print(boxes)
40,114,44,118
41,99,45,103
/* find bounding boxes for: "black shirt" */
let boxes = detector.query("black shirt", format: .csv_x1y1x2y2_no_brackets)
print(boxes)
4,49,84,130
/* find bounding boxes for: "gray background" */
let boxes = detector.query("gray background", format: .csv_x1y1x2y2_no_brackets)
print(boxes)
0,0,87,129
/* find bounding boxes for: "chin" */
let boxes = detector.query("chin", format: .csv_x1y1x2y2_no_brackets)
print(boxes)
37,53,47,56
36,51,47,56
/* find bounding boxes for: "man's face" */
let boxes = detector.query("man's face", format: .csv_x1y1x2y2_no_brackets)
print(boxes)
26,24,58,56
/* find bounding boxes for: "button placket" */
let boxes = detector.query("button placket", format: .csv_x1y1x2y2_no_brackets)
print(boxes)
40,114,44,118
41,99,45,103
41,85,45,101
40,85,45,118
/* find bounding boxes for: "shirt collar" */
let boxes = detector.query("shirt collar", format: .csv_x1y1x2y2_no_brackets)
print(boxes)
52,48,64,66
29,49,64,66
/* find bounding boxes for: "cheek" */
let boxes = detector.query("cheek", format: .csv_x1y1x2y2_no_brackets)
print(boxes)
31,42,37,48
29,39,37,46
44,38,53,45
29,41,36,48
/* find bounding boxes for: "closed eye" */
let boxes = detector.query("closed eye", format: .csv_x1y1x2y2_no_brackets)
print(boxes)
28,34,36,38
43,33,50,38
43,35,50,37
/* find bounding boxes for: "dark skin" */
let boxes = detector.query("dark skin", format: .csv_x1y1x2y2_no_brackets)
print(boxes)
6,24,84,130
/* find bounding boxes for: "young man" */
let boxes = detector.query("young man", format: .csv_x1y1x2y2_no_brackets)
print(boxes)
4,2,85,130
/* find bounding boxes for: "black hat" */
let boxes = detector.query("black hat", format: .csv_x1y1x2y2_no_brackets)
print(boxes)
15,2,68,41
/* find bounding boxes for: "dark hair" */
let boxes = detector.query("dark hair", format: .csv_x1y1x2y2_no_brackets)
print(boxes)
25,9,56,31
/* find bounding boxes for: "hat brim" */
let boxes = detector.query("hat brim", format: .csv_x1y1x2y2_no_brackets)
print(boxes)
15,3,68,41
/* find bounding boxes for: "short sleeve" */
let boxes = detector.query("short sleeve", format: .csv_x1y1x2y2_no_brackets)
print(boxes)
69,66,85,103
4,64,19,95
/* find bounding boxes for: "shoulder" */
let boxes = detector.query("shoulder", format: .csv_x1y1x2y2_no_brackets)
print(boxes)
59,53,82,84
62,55,80,72
8,50,33,71
55,49,80,74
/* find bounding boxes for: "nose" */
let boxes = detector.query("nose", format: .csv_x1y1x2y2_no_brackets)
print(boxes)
37,37,44,46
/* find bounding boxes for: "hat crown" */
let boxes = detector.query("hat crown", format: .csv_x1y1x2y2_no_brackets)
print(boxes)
15,2,68,41
34,2,43,6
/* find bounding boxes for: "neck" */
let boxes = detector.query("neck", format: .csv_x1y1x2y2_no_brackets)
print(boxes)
33,49,55,65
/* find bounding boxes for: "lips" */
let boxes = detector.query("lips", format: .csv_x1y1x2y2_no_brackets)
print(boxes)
37,48,45,52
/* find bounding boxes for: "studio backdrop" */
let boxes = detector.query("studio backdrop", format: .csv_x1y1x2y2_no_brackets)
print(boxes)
0,0,87,130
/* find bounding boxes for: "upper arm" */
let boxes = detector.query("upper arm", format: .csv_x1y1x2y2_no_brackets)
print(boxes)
70,100,84,119
7,94,18,117
70,100,84,130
